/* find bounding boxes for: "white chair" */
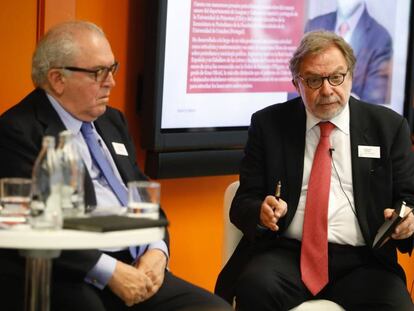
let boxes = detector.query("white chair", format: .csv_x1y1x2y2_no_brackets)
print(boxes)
222,181,345,311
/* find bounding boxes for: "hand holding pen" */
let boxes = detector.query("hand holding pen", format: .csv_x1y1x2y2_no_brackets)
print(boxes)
259,180,287,231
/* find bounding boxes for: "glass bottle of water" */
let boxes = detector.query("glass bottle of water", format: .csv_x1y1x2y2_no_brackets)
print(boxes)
30,136,63,229
57,130,85,218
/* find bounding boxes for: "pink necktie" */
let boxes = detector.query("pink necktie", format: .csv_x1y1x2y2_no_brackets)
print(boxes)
301,122,335,295
338,22,349,37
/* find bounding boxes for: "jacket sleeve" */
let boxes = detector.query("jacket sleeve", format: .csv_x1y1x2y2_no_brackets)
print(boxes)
230,112,267,242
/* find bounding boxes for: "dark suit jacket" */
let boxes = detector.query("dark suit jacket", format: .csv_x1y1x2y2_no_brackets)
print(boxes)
0,88,169,280
305,8,393,105
215,96,414,302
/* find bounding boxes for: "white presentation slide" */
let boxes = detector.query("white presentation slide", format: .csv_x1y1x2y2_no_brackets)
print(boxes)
160,0,411,129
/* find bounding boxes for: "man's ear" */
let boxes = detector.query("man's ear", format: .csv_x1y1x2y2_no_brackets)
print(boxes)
292,79,300,95
47,69,66,95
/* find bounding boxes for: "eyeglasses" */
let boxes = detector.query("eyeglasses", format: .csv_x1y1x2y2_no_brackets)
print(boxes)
296,70,349,89
55,61,119,82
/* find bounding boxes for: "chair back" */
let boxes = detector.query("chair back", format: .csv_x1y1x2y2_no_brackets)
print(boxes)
222,181,242,266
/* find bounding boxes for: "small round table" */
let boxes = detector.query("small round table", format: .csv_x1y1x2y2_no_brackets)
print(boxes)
0,226,165,311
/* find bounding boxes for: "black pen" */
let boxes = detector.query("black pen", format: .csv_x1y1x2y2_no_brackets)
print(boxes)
275,181,281,201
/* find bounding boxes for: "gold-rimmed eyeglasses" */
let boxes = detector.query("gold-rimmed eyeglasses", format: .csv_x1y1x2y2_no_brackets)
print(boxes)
55,61,119,82
296,70,349,90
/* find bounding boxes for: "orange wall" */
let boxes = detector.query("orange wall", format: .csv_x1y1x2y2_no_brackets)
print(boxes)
0,1,37,113
1,0,413,297
399,253,414,296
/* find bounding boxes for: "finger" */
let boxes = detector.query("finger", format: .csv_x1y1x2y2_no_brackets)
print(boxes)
393,223,414,239
146,282,154,292
273,202,287,217
269,224,277,231
267,219,279,231
274,210,282,218
396,216,414,233
266,204,276,215
383,208,394,219
265,196,279,210
263,211,275,222
281,205,287,217
395,223,408,235
400,222,414,237
392,231,411,240
268,218,275,226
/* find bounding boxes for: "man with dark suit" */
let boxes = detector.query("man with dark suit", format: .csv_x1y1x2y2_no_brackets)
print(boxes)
215,31,414,310
0,21,230,311
305,0,393,105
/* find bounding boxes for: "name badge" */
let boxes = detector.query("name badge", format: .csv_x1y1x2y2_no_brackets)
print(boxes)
358,145,380,158
112,142,128,156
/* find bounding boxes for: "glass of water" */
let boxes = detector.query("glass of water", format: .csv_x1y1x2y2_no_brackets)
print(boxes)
0,178,32,224
127,181,160,219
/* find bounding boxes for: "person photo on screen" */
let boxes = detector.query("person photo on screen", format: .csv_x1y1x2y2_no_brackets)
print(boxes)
305,0,393,105
0,20,231,311
215,30,414,310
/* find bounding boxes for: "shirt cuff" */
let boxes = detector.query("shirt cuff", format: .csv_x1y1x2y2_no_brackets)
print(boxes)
148,240,169,260
84,253,117,289
135,240,169,261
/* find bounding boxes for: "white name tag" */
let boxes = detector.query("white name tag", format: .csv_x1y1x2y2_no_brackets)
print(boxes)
112,142,128,156
358,145,380,158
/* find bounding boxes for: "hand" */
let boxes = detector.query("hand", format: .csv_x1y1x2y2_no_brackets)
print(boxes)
384,208,414,240
259,195,287,231
107,260,154,306
134,249,167,301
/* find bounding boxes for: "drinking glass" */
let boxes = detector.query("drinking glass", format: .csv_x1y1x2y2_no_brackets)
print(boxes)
127,181,160,219
0,177,32,224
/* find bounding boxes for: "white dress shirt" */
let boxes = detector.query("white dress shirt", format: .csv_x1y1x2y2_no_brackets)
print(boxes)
283,103,365,246
335,3,365,43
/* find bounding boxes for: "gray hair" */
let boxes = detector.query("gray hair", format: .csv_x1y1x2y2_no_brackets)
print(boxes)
289,30,356,79
32,20,105,87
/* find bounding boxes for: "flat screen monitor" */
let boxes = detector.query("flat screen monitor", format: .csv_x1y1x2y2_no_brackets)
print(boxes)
141,0,414,178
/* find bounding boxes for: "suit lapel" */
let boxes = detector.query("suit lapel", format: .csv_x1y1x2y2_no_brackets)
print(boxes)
32,89,67,138
324,13,336,32
350,8,370,59
349,97,372,241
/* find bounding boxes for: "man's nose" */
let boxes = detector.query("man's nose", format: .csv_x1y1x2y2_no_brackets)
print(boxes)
319,79,334,96
101,72,116,88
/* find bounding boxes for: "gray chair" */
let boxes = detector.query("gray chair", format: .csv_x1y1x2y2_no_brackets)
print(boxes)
222,181,345,311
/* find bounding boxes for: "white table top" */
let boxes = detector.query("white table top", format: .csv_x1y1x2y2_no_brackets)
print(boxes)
0,226,164,250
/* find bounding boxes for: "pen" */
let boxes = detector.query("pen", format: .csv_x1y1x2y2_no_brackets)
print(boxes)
275,181,281,201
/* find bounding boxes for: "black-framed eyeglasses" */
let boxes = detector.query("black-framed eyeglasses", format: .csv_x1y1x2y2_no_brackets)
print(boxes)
55,61,119,82
296,70,349,89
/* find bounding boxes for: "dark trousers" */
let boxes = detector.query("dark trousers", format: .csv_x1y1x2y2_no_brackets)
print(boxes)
234,238,414,311
1,250,231,311
50,271,230,311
